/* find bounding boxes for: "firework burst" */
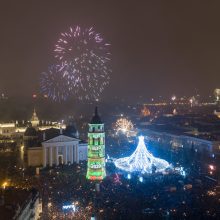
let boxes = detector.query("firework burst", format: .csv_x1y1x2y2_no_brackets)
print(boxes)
54,26,111,100
40,65,71,102
114,118,134,135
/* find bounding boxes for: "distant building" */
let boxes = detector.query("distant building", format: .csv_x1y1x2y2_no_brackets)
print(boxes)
214,88,220,118
189,96,198,107
0,188,41,220
30,109,40,127
0,123,16,137
214,88,220,103
0,109,66,138
142,128,220,155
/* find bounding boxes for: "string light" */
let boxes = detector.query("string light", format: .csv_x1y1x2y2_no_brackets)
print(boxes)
114,136,170,174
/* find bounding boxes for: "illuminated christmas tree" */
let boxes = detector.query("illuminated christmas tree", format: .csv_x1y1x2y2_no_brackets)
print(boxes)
114,136,170,174
86,107,106,180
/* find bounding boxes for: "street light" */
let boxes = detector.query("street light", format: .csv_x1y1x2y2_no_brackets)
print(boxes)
209,165,215,171
2,181,8,189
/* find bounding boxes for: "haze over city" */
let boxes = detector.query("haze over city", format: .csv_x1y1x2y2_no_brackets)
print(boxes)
1,1,220,101
1,1,220,220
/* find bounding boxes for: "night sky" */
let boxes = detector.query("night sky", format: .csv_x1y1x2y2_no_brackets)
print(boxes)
1,1,220,101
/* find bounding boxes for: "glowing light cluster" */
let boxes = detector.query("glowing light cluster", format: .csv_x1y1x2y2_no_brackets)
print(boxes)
62,203,77,212
214,88,220,101
114,118,134,135
40,26,111,101
141,105,151,117
114,136,170,174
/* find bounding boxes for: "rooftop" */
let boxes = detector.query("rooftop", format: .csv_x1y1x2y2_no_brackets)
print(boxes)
0,188,38,220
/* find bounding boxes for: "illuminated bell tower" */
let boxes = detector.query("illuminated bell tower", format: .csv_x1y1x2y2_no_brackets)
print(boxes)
86,107,106,180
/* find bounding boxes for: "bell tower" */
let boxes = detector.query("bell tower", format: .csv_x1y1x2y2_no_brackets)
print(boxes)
86,107,106,180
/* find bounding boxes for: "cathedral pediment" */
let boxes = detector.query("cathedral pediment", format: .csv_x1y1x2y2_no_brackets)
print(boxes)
43,135,79,144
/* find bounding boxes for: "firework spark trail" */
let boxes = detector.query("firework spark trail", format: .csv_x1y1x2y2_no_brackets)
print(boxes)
53,26,111,100
115,118,134,135
40,65,71,102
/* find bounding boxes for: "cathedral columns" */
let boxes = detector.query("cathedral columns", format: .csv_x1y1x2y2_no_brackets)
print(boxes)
55,146,59,166
73,144,77,162
42,139,83,168
70,146,73,164
43,147,47,167
64,146,68,164
49,147,53,167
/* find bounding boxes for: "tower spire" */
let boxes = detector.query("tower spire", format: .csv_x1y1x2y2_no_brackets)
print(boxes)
90,106,102,124
33,108,36,116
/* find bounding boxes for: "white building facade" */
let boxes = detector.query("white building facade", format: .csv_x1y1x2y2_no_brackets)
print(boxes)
42,135,87,167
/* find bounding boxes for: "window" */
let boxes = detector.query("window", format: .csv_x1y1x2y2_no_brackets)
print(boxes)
89,138,93,145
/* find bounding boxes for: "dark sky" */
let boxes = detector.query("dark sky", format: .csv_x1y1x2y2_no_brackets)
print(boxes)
1,1,220,101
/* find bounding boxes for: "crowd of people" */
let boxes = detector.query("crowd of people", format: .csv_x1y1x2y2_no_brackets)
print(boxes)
1,135,220,219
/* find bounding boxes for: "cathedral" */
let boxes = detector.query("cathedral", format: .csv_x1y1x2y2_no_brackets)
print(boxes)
42,134,87,167
27,120,87,167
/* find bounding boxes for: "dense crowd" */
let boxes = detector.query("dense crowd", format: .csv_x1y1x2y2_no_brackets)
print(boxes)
1,136,220,219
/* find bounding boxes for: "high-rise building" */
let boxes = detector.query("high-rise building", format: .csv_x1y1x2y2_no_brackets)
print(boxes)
86,107,106,180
